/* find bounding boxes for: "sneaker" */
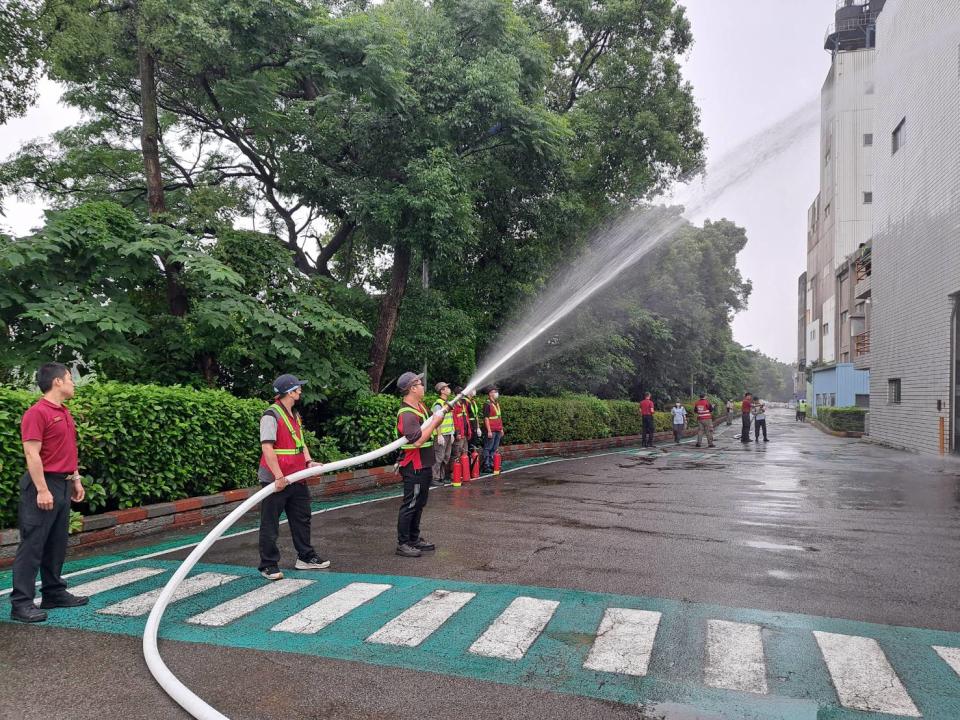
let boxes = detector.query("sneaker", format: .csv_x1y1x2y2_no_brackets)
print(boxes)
11,605,47,623
295,555,331,570
395,543,422,558
260,567,284,581
39,592,88,609
411,539,436,552
708,444,716,448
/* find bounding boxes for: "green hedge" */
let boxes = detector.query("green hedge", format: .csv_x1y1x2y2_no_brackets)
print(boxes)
817,406,866,433
2,384,725,528
0,383,344,528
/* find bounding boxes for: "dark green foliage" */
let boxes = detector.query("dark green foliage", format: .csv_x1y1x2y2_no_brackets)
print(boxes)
817,407,866,433
0,383,344,528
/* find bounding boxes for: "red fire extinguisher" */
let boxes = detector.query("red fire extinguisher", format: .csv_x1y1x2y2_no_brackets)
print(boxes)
493,451,502,475
452,457,462,487
470,449,481,479
460,453,471,484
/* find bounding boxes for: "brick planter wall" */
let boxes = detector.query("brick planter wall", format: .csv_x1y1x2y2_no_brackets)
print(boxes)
0,426,701,564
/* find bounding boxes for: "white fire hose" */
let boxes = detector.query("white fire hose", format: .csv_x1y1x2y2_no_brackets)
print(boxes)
143,396,466,720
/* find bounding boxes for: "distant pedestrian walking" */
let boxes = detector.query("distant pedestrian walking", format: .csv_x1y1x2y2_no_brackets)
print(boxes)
753,400,768,442
740,392,753,443
671,401,687,444
796,399,808,422
639,392,656,447
693,394,715,448
725,400,734,425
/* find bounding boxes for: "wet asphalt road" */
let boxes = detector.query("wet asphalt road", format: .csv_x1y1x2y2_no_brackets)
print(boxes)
2,408,959,719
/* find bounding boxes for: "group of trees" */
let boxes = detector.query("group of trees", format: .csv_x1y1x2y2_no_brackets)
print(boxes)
1,0,792,408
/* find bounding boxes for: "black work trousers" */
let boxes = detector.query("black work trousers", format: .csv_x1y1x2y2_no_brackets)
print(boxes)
11,473,70,609
755,419,768,441
258,481,315,570
741,413,752,442
642,415,655,447
397,465,431,545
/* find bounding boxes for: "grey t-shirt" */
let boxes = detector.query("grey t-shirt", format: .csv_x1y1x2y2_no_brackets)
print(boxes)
257,413,279,484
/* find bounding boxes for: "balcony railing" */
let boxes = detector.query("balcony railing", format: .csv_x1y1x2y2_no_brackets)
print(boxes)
855,331,871,357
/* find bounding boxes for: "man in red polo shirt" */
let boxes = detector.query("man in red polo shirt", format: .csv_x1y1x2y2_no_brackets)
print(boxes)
639,392,656,448
11,363,88,623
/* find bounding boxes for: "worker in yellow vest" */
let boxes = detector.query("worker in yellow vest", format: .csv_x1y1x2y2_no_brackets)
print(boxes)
395,371,449,558
481,386,503,473
431,381,456,484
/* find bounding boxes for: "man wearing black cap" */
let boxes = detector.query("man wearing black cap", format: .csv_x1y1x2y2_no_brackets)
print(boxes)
481,386,503,473
257,373,329,580
395,371,448,557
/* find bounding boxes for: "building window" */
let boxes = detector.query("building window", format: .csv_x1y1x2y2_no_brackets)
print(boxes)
892,118,906,154
823,322,830,335
842,351,850,362
863,191,873,204
810,329,816,340
865,81,875,95
863,133,873,146
888,378,902,404
824,202,831,217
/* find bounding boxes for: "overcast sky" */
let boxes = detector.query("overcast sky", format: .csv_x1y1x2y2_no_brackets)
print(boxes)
0,0,837,363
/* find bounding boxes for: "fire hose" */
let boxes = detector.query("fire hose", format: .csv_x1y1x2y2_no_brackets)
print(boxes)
142,392,469,720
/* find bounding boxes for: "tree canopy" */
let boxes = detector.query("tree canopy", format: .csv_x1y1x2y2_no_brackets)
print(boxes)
0,0,779,407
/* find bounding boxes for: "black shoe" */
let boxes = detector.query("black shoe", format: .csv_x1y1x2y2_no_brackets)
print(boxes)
708,444,716,448
763,438,769,442
411,539,436,552
260,566,284,581
396,543,422,558
39,592,88,609
11,605,47,623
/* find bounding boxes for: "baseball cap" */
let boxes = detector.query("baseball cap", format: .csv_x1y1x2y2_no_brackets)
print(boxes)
273,373,307,396
397,372,424,393
434,381,450,392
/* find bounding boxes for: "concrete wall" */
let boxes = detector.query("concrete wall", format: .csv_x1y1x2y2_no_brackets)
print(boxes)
868,0,960,454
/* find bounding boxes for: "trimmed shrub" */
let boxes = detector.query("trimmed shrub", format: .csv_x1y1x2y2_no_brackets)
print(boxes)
0,383,344,527
817,406,866,433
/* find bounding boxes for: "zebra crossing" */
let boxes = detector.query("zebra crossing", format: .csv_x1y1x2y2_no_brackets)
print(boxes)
8,559,960,719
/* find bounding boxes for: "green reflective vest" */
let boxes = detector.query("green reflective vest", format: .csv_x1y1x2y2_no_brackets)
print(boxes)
433,400,455,435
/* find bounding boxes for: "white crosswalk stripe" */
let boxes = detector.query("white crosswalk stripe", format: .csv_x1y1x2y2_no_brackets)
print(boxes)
813,631,921,717
583,608,661,677
36,567,165,605
271,582,392,634
98,572,240,617
469,596,559,660
933,646,960,678
187,579,315,627
704,619,768,694
367,589,476,647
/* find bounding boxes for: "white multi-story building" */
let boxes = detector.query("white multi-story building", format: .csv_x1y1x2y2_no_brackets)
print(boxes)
867,0,960,454
799,0,878,415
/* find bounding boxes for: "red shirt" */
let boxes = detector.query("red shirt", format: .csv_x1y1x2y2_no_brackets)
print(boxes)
20,398,78,474
694,399,713,420
484,401,503,433
639,399,655,416
742,398,752,414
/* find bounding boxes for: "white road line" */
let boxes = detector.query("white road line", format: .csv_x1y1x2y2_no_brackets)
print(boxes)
0,450,638,598
98,572,240,617
34,567,165,605
813,631,921,717
186,579,314,627
468,596,559,660
366,589,476,647
271,582,392,634
583,608,661,677
704,619,769,694
933,646,960,678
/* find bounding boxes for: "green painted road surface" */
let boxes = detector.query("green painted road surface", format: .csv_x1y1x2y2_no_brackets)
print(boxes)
5,558,959,720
